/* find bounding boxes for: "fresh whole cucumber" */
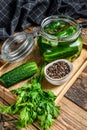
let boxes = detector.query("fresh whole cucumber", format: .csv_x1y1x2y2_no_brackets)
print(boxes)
0,62,38,87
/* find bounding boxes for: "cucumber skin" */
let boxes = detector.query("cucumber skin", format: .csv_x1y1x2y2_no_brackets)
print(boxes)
44,46,78,62
0,62,38,87
43,37,82,62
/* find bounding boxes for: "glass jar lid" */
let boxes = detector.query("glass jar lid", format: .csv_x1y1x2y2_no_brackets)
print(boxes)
0,32,34,62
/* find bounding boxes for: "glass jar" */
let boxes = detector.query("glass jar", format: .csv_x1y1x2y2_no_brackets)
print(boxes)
0,15,83,63
37,15,83,62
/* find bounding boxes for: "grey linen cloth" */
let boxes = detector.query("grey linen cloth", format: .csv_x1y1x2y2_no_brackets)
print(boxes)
0,0,87,40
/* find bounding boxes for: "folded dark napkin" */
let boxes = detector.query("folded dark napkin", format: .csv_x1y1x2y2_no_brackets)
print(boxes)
0,0,87,40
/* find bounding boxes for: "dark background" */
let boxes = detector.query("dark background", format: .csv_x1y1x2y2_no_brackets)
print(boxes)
0,0,87,40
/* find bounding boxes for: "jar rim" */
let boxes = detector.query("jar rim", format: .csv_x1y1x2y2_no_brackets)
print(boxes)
40,15,81,43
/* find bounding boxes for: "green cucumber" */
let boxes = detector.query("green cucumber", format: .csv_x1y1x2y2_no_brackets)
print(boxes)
55,26,76,37
43,37,82,62
0,62,38,87
44,20,69,35
44,46,78,62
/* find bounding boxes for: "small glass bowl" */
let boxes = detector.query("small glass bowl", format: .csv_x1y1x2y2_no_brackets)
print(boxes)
44,59,73,85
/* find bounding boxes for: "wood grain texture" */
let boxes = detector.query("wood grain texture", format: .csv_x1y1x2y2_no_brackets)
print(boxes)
53,97,87,130
0,45,87,105
65,65,87,111
0,23,87,130
55,60,87,105
0,85,17,105
21,97,87,130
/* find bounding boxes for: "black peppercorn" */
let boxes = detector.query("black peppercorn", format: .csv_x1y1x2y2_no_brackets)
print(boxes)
46,61,70,79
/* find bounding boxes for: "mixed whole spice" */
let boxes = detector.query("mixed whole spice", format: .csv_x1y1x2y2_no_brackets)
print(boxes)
46,61,70,79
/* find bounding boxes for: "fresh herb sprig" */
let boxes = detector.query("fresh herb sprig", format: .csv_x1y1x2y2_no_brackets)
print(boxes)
0,65,60,130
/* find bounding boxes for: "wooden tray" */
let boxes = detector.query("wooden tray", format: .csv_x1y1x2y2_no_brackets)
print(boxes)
0,38,87,105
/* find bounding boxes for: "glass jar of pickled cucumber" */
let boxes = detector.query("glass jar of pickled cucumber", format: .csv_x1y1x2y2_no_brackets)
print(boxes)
0,15,83,63
37,15,83,62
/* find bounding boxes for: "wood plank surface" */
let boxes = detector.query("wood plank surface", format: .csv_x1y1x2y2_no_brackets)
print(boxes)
0,22,87,130
55,59,87,105
0,45,87,105
21,96,87,130
1,96,87,130
65,67,87,111
19,64,87,130
54,97,87,130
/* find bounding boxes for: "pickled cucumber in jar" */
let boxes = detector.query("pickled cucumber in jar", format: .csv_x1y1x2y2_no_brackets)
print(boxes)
38,16,82,62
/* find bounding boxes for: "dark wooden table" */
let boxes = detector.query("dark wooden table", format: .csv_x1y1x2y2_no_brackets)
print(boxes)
0,20,87,130
0,68,87,130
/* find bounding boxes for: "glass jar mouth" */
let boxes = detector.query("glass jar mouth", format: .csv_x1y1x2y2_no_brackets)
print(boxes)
1,32,34,62
41,15,81,43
